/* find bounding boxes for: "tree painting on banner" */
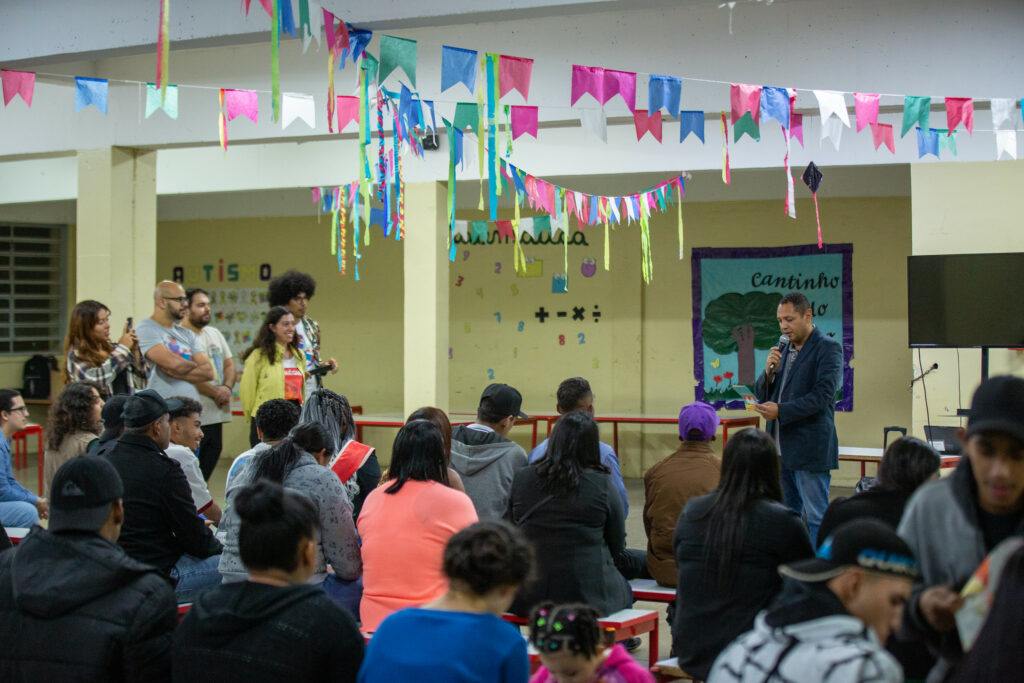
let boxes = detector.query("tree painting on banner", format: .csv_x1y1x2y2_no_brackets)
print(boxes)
691,244,854,411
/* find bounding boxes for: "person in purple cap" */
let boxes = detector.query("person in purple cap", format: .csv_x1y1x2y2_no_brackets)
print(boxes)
642,401,722,588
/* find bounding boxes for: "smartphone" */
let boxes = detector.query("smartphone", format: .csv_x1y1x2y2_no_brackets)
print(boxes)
126,317,133,330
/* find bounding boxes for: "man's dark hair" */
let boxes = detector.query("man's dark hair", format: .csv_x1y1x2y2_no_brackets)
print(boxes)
443,521,534,596
0,389,21,413
267,269,316,307
779,292,810,314
556,377,592,413
536,410,607,498
168,396,203,421
255,399,301,442
235,480,319,572
185,288,209,305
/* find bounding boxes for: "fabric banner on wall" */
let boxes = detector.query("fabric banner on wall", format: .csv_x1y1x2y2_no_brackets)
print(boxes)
691,244,854,411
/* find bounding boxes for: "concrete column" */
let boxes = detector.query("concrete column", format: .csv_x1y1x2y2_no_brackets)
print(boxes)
403,182,450,416
75,147,157,327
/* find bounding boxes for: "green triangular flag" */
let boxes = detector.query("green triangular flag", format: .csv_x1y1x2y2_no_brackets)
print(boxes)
453,102,480,132
361,52,379,82
470,220,489,244
378,35,417,87
145,83,178,119
901,96,931,138
533,215,552,237
733,111,760,142
938,128,959,157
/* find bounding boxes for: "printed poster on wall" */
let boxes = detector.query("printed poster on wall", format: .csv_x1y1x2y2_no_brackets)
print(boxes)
691,244,854,411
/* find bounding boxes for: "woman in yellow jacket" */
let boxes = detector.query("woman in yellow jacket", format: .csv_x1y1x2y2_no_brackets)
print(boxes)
240,306,307,446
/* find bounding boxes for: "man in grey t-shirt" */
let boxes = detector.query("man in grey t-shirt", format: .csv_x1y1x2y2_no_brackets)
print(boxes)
134,281,213,401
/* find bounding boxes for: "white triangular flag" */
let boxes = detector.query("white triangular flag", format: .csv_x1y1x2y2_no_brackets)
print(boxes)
453,220,469,240
813,90,851,127
282,93,316,130
580,107,607,143
996,130,1018,160
991,98,1017,131
784,128,796,219
550,213,568,237
821,116,845,150
303,1,323,53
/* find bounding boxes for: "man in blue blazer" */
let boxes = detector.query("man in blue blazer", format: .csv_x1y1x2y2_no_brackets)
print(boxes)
753,292,843,545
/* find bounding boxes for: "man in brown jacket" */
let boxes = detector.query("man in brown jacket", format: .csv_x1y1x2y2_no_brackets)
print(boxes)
643,402,722,586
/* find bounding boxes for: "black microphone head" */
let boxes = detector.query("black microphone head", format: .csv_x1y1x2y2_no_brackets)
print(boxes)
778,334,790,346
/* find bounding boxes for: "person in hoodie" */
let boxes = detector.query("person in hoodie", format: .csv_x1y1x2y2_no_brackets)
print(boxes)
0,455,177,682
708,518,916,683
451,382,530,521
174,479,363,683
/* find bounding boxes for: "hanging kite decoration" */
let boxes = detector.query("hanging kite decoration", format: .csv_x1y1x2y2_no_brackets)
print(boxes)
802,162,824,249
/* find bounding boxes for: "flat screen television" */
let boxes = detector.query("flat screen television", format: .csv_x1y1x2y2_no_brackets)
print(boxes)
907,252,1024,348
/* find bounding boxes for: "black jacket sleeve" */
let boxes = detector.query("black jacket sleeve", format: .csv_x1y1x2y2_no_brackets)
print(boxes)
122,574,178,683
162,462,223,559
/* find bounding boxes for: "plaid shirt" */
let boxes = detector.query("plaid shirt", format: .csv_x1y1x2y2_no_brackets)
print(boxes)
66,344,147,397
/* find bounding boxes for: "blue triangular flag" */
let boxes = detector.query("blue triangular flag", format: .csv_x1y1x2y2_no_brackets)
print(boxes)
759,86,790,129
648,74,682,117
75,77,109,114
368,207,388,233
340,26,373,68
279,0,296,37
399,84,413,129
423,99,437,135
916,127,939,158
588,197,599,225
441,46,478,94
511,165,527,195
452,124,464,169
679,110,705,143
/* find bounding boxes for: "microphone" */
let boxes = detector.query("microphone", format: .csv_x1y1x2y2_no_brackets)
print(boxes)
768,334,789,378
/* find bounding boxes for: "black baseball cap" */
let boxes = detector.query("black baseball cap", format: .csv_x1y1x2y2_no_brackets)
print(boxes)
480,383,528,419
99,394,129,442
779,519,917,582
48,456,124,532
966,375,1024,446
121,389,181,428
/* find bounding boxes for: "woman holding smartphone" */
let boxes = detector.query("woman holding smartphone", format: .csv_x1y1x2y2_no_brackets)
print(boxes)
240,306,307,447
64,300,146,398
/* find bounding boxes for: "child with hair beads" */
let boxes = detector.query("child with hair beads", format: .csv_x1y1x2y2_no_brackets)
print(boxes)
529,603,655,683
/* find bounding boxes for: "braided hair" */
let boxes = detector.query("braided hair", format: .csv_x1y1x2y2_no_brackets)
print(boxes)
528,602,608,658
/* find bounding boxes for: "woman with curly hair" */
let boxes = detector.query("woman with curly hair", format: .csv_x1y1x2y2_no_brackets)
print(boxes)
240,306,306,446
43,381,104,494
267,269,337,396
64,300,146,398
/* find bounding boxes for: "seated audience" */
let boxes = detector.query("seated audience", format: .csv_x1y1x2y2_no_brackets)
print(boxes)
672,428,812,680
529,377,628,515
0,456,176,681
219,422,362,615
818,436,940,547
406,406,466,492
528,602,655,683
89,394,129,457
451,383,529,521
0,389,48,528
240,306,306,447
301,388,381,518
165,397,221,525
357,419,478,631
43,381,103,495
64,299,146,398
225,398,300,487
103,389,222,603
508,411,635,618
358,521,533,682
174,480,363,683
708,519,915,683
897,375,1024,680
643,401,721,587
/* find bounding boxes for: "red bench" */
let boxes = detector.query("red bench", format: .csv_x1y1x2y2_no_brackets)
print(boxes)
503,607,661,668
630,578,676,604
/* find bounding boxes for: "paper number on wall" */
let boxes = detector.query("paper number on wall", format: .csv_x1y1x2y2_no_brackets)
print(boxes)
517,321,524,332
448,347,453,359
455,276,464,287
559,335,565,346
593,357,599,368
475,288,484,299
494,312,501,323
487,368,495,380
578,333,585,345
513,347,518,358
510,283,519,296
463,250,470,261
494,262,502,274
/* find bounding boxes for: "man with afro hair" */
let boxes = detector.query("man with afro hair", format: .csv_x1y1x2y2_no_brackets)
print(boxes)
267,269,338,396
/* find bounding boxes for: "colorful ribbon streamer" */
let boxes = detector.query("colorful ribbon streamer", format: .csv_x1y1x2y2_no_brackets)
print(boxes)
156,0,170,103
271,0,280,123
720,112,731,184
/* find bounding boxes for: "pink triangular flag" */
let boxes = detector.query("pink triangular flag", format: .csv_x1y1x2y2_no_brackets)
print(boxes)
224,89,258,123
1,70,35,107
870,123,895,154
945,97,974,135
510,105,538,140
730,83,761,124
499,55,533,100
496,220,514,240
603,69,636,112
322,8,349,54
791,113,804,147
336,95,359,131
258,0,273,17
854,93,879,133
633,109,663,142
535,178,551,212
570,65,604,106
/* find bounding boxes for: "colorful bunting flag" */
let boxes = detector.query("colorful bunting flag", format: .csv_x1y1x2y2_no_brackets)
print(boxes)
279,0,296,37
733,111,760,142
224,88,258,122
945,97,974,135
870,123,895,154
730,83,761,124
453,102,479,132
279,92,313,128
937,128,958,157
679,110,705,143
791,113,804,147
991,98,1018,130
145,83,178,119
2,70,35,107
74,77,109,114
901,96,931,137
759,86,790,129
814,90,849,150
335,95,358,131
322,8,349,54
634,109,663,142
916,127,939,158
441,46,477,93
511,105,539,140
995,130,1018,160
299,0,321,53
499,55,533,100
579,108,607,142
854,93,879,132
379,35,417,86
648,75,681,116
603,70,636,112
570,65,604,106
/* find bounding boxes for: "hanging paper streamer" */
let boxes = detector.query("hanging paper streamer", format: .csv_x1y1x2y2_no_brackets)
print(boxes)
1,70,35,107
75,77,109,114
945,97,974,135
443,118,461,260
218,89,227,151
783,125,796,219
156,0,170,103
504,105,513,155
376,90,386,201
441,46,477,93
854,93,879,132
679,110,705,143
791,113,804,147
326,51,336,132
338,186,348,275
279,0,296,37
298,0,318,52
901,96,931,137
145,83,178,119
271,0,280,123
720,112,731,184
499,55,533,100
802,162,824,248
677,178,685,260
486,53,499,219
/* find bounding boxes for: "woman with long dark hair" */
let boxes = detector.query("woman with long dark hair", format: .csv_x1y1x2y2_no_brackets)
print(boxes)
43,381,103,494
357,419,478,631
671,428,813,680
507,410,633,617
64,300,145,398
217,422,362,615
240,306,305,446
176,480,364,682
